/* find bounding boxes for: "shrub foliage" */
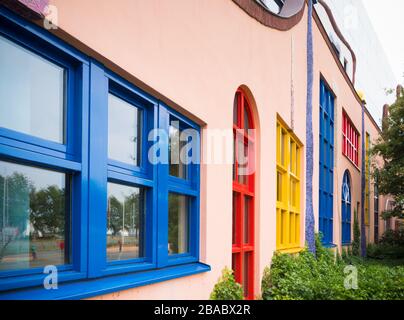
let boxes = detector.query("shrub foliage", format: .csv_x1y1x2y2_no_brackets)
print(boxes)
210,267,244,300
262,235,404,300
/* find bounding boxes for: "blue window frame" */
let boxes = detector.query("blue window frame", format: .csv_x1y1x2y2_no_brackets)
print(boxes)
341,170,352,244
319,79,335,246
0,8,208,299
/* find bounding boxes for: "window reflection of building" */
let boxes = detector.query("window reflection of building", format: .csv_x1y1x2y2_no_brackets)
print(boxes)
256,0,285,14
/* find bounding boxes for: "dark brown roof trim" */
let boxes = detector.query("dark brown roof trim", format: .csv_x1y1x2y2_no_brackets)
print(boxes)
232,0,305,31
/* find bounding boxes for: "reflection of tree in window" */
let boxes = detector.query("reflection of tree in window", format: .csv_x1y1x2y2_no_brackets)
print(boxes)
0,162,68,271
106,183,144,261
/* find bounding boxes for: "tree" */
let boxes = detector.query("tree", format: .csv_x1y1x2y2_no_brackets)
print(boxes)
371,89,404,219
29,185,66,238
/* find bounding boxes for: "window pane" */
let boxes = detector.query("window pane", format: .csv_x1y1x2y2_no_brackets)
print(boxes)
0,161,70,271
290,178,297,207
243,252,250,298
237,139,248,184
107,183,145,261
0,35,65,143
232,193,237,245
168,193,189,255
277,171,282,202
233,94,239,126
280,130,286,166
169,119,187,179
108,94,142,166
243,99,250,130
232,253,240,282
244,197,252,244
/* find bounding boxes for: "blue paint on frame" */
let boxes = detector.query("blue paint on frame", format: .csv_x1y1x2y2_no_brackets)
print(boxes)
0,7,207,298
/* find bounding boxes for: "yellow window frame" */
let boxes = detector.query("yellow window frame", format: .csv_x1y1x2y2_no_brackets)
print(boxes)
276,117,302,251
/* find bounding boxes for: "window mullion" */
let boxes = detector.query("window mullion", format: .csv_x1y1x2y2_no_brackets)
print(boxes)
156,103,170,268
87,61,109,278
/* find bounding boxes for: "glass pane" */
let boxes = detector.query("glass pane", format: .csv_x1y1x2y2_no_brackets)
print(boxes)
107,182,144,261
281,210,287,244
237,139,247,184
277,171,282,202
168,194,189,255
232,253,240,283
243,253,250,297
290,141,294,172
244,197,251,244
0,161,70,271
233,132,236,181
108,94,142,166
243,99,250,130
233,94,239,126
169,119,187,179
0,35,65,143
290,179,297,207
232,193,237,245
289,212,295,243
260,0,283,13
280,130,286,166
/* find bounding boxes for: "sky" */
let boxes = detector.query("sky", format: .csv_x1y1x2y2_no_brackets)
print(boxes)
362,0,404,85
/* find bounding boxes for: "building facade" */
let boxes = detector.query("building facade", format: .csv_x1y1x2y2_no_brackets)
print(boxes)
315,0,397,124
0,0,396,300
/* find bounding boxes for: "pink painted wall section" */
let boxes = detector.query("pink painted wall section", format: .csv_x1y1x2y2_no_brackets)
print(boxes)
39,0,391,299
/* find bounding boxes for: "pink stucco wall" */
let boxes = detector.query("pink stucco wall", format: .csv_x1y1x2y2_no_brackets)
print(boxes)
41,0,391,299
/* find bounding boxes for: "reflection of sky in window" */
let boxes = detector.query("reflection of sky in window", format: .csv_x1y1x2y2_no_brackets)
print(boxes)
108,182,140,203
108,94,140,166
343,183,350,202
0,161,65,190
0,35,65,143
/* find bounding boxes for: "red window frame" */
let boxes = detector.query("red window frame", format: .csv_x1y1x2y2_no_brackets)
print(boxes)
232,89,255,300
342,111,359,167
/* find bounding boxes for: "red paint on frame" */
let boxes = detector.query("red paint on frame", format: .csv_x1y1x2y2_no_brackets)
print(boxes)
232,89,255,300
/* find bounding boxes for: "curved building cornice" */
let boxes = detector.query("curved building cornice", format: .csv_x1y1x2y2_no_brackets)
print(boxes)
232,0,305,31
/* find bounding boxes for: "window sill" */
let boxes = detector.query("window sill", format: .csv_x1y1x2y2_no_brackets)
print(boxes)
0,262,210,300
322,243,337,249
276,247,304,254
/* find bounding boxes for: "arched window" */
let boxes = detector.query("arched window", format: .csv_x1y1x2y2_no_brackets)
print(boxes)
232,89,255,299
319,80,335,246
341,171,352,244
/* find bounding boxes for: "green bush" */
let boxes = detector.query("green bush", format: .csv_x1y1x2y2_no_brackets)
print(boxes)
210,267,244,300
262,235,404,300
379,229,404,246
352,208,360,256
367,243,404,260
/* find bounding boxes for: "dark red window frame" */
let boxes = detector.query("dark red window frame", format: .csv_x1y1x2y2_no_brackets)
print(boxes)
342,111,359,167
232,89,255,300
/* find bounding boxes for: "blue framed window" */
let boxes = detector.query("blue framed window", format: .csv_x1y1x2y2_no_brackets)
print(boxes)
341,170,352,245
319,79,335,246
0,8,207,299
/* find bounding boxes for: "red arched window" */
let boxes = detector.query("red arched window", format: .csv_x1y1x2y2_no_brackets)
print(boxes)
232,89,255,299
